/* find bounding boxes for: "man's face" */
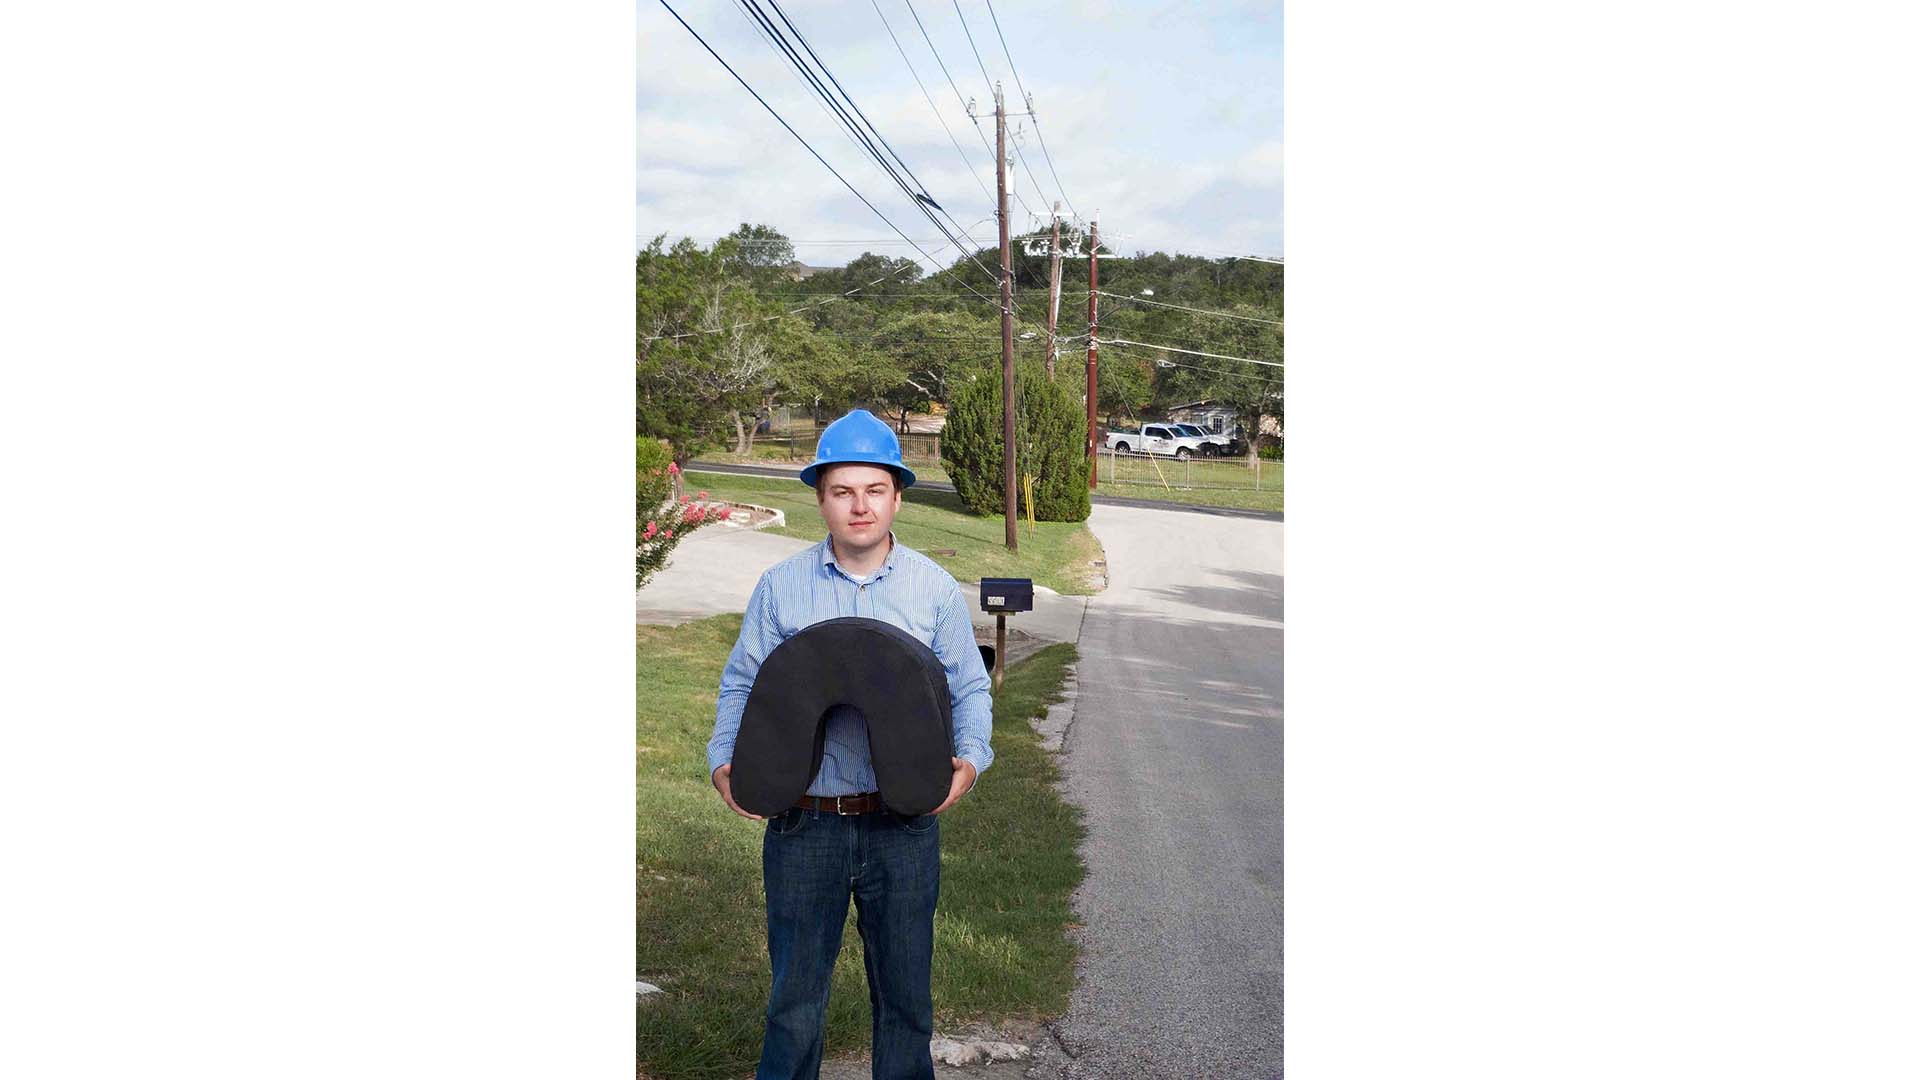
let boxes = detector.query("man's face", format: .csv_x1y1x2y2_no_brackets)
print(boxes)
816,464,902,557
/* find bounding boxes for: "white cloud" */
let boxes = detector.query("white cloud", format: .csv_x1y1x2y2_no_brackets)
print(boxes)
1231,138,1285,189
637,0,1283,263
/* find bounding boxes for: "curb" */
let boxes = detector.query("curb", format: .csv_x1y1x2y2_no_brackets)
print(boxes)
712,500,785,531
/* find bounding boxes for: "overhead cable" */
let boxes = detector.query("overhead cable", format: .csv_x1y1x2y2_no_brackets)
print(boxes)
983,0,1078,219
658,0,1051,343
899,0,1038,219
737,0,994,265
951,0,996,98
1093,291,1283,326
752,0,958,229
1145,355,1283,389
1102,338,1283,368
869,0,997,210
727,0,888,178
656,0,959,280
950,0,1052,211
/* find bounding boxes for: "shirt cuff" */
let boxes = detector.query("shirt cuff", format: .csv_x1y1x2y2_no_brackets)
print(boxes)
956,746,991,779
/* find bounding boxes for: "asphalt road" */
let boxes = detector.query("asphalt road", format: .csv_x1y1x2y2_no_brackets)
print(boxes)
1028,503,1284,1080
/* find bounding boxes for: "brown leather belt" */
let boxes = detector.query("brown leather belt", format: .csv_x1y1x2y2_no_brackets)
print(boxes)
792,792,886,815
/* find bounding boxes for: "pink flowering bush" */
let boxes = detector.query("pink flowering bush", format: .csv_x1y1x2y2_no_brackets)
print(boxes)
637,438,721,588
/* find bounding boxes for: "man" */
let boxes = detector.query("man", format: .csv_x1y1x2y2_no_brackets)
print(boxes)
707,408,995,1080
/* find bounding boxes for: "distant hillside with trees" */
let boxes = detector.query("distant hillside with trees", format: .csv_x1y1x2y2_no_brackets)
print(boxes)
637,222,1281,466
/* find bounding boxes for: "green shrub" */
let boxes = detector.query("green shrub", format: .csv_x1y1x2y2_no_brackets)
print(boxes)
940,360,1091,521
637,437,719,589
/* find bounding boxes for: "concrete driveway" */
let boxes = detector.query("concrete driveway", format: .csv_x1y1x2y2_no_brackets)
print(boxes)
634,524,813,627
1026,503,1284,1080
635,524,1087,666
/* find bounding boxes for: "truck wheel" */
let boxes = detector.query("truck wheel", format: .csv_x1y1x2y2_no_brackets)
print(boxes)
1176,447,1192,461
1115,442,1130,453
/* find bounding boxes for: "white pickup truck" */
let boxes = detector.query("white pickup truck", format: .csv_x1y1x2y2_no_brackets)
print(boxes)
1104,423,1210,460
1169,423,1240,457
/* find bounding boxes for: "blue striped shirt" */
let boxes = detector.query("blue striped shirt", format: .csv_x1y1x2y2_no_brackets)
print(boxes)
707,533,995,795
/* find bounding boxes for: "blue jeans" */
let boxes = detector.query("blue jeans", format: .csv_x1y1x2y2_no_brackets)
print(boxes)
756,806,941,1080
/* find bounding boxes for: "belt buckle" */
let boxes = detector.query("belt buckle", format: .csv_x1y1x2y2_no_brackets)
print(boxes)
835,794,853,815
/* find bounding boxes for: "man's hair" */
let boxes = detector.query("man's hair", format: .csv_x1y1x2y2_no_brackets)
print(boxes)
813,462,903,497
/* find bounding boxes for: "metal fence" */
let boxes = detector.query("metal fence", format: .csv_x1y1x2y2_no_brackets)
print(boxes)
1097,447,1272,492
711,430,1272,492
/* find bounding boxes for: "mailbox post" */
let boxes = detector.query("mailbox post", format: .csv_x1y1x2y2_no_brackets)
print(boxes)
979,578,1034,692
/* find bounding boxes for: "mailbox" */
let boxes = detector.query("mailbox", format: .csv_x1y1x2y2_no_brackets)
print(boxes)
979,578,1034,614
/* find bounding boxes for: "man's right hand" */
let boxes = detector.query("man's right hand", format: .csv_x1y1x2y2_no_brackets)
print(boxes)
712,763,764,821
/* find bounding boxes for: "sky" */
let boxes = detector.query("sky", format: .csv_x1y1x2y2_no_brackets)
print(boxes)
638,0,1282,270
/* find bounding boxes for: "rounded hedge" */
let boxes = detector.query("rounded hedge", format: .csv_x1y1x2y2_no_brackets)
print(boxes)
940,360,1091,522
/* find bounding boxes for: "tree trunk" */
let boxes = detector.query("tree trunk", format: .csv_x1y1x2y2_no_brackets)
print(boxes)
731,410,747,455
1244,405,1261,464
745,394,769,456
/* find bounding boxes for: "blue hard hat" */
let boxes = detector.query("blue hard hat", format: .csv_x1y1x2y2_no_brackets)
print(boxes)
800,409,917,489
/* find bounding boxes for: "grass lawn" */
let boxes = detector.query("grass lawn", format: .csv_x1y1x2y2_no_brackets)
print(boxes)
1094,454,1284,513
685,469,1103,595
696,456,1279,514
637,616,1085,1080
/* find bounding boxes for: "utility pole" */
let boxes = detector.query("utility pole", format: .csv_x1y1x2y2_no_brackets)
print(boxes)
1086,217,1099,489
996,82,1017,551
1045,201,1062,380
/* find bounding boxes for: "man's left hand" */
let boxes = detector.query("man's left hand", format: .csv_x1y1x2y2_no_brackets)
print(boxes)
930,757,977,815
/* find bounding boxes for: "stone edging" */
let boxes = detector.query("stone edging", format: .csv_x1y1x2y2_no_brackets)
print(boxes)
714,500,784,530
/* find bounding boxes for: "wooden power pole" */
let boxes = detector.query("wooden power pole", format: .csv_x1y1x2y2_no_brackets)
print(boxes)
1086,218,1099,489
1045,201,1062,380
996,82,1017,551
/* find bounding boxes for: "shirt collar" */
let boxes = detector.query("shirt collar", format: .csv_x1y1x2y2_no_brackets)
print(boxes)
820,532,900,583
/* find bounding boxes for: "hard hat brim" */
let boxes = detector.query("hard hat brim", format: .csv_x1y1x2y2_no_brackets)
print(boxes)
800,461,917,489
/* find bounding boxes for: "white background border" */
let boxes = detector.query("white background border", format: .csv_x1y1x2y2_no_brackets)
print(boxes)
4,2,637,1075
4,1,1918,1076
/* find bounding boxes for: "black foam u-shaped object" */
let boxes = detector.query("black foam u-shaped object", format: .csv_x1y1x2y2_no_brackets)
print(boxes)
730,617,955,817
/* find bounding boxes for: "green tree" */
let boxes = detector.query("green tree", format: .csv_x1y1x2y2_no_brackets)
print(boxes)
940,358,1090,521
836,252,922,295
636,236,752,459
638,231,844,459
719,223,796,285
868,309,1000,431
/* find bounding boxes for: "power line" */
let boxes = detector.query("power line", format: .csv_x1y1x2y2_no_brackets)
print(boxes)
729,0,1008,305
899,0,1038,220
661,0,1053,353
728,238,957,246
1092,291,1284,326
656,0,957,280
949,0,1052,211
983,0,1077,220
1146,354,1283,389
1102,338,1283,368
952,0,996,96
870,0,996,211
1007,121,1056,217
726,0,890,183
736,0,977,253
751,0,965,239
